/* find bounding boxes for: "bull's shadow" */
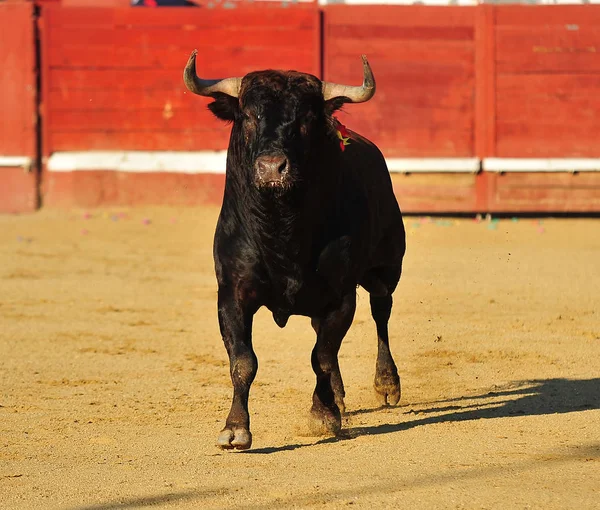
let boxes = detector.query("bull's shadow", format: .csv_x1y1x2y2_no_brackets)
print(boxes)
247,377,600,454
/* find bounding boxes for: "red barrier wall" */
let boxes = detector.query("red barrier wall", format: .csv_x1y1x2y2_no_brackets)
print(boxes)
323,5,600,213
40,3,319,207
3,3,599,213
40,3,319,154
324,5,482,212
494,6,600,158
0,2,39,213
486,5,600,212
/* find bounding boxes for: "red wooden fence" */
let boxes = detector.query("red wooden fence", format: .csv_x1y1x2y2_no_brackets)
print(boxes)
39,3,320,206
487,5,600,212
0,2,39,213
494,6,600,159
324,5,481,213
1,2,599,212
40,3,319,154
323,5,600,213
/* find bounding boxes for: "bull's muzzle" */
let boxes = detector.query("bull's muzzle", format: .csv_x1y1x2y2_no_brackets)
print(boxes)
254,154,290,188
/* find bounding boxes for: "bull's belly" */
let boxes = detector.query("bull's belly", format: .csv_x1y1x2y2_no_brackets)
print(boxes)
263,274,344,326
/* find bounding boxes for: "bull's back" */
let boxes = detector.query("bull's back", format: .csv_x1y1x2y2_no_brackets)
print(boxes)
336,129,405,277
343,129,402,226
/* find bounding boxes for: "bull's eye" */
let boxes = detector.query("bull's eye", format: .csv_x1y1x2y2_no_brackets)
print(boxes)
243,112,261,125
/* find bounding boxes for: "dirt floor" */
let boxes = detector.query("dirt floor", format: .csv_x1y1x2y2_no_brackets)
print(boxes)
0,206,598,509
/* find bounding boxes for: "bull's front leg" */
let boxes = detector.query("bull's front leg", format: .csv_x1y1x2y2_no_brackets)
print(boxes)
216,286,258,450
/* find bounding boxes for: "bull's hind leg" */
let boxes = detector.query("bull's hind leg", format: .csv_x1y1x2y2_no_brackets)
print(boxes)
216,288,258,450
371,293,401,406
309,291,356,435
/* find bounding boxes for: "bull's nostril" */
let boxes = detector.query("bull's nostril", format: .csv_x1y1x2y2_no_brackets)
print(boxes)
278,160,288,174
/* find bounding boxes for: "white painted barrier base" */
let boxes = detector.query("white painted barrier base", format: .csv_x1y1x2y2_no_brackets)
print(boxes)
0,156,32,169
46,152,600,174
47,152,481,174
483,158,600,173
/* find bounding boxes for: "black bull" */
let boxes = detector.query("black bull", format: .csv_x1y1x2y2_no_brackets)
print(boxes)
184,51,406,450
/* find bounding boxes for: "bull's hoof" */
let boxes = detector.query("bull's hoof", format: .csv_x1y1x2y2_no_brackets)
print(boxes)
217,427,252,450
308,405,342,436
374,373,401,406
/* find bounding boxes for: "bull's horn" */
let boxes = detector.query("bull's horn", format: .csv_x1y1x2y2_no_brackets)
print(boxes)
183,49,242,98
322,55,376,103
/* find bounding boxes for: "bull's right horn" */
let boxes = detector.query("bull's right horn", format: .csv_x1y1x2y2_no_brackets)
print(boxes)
183,49,242,98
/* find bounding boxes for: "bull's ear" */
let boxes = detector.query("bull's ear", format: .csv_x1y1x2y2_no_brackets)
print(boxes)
207,93,239,122
324,97,348,116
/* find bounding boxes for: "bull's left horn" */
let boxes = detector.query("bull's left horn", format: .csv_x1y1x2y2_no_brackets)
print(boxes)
321,55,376,103
183,49,242,98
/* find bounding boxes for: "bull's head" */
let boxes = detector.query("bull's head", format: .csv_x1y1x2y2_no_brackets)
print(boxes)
183,50,375,192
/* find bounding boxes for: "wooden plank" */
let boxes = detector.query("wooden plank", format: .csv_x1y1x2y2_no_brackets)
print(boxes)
324,5,476,28
48,68,193,89
487,172,600,213
390,172,478,213
496,25,600,74
497,73,600,94
474,3,496,160
49,129,231,152
496,5,600,26
47,43,317,70
0,2,37,158
48,108,228,131
43,171,225,208
496,94,600,124
42,4,317,29
39,1,52,160
345,104,473,130
497,26,600,51
327,24,474,42
496,74,600,127
0,166,39,213
46,26,316,49
474,4,496,210
496,122,600,158
48,78,473,111
49,88,208,110
327,39,474,71
381,132,473,158
0,2,39,213
328,56,472,84
61,0,132,6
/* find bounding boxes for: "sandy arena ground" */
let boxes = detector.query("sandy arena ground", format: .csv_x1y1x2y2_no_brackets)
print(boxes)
0,207,598,509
